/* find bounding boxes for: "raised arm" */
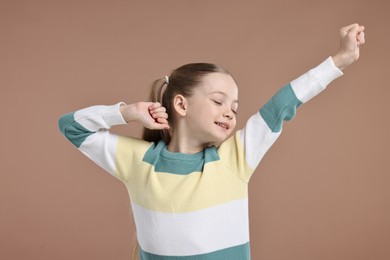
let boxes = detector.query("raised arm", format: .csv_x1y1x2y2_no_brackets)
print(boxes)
219,23,365,182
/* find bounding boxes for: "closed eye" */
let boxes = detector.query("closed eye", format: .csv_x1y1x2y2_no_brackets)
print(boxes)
213,100,238,115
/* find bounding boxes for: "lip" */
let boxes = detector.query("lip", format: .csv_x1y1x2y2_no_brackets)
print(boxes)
215,121,230,130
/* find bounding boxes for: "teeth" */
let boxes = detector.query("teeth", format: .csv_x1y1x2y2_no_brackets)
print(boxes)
217,123,227,129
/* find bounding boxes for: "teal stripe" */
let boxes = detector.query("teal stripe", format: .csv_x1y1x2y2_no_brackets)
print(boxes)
139,242,250,260
259,83,302,133
143,141,220,175
58,112,94,148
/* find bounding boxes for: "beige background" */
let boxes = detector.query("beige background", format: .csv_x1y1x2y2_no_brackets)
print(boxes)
1,0,389,259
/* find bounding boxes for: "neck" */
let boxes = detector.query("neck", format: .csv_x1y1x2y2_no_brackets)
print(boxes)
167,136,206,154
167,128,207,154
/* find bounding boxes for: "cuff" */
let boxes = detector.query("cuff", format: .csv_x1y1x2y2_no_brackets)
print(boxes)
101,102,128,127
291,57,343,103
313,56,344,87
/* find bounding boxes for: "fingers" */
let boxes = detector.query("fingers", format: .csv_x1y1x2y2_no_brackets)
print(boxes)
341,23,365,37
350,24,365,36
154,118,170,129
155,117,168,124
350,25,365,47
148,102,170,129
340,23,358,36
149,102,168,120
148,102,164,110
357,31,365,46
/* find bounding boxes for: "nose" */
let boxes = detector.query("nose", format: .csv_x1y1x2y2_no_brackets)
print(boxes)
223,109,234,120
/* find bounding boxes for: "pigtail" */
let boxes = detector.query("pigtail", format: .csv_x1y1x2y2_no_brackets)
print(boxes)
142,78,171,144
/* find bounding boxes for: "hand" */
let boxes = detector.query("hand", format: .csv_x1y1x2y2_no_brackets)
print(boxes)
332,23,365,70
120,102,170,130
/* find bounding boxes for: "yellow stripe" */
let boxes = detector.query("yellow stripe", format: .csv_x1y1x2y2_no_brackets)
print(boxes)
126,160,248,213
218,132,255,183
115,134,251,213
115,136,153,182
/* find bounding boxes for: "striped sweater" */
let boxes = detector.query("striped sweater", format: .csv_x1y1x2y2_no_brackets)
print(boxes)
58,57,342,259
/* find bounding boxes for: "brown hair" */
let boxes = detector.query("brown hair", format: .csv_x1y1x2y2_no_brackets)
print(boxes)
142,63,232,144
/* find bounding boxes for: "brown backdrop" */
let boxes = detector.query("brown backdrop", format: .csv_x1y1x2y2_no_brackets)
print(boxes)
1,0,389,259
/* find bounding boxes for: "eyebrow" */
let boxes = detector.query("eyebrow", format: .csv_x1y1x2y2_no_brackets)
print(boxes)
210,91,239,104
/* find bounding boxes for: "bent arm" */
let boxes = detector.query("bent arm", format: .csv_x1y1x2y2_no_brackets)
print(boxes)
58,102,127,177
58,102,151,182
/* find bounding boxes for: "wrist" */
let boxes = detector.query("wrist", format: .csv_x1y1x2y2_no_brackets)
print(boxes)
120,103,138,123
332,53,346,71
332,52,355,71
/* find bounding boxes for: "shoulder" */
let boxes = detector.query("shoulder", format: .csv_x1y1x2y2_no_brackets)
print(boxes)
116,136,155,158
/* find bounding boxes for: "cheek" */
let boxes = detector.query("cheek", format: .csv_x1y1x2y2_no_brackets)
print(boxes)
232,121,237,130
198,104,217,117
230,118,237,130
187,107,208,124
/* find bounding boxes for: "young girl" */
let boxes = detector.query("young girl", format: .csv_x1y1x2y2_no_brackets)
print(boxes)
59,24,365,259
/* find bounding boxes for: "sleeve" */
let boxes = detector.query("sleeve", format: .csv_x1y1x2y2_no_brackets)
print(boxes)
58,102,152,183
219,57,343,182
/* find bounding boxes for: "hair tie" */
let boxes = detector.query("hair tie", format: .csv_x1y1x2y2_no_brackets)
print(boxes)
164,75,170,84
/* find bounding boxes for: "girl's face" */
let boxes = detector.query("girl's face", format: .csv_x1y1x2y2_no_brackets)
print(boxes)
185,72,239,146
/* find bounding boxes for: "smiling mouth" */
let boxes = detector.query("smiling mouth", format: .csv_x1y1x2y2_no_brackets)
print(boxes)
215,122,229,130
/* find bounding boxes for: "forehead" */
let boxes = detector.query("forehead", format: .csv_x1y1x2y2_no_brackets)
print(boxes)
198,73,238,98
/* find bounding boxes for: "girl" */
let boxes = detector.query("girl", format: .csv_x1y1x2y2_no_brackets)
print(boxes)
59,24,365,260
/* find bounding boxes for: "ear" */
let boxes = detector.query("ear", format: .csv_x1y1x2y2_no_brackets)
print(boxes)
173,94,187,117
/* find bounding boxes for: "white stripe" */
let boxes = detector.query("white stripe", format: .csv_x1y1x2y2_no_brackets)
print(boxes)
79,131,118,176
132,198,249,256
240,113,281,169
291,57,343,103
74,103,126,131
74,102,126,177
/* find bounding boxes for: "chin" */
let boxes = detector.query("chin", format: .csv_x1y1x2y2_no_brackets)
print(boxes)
202,131,232,148
209,136,229,148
